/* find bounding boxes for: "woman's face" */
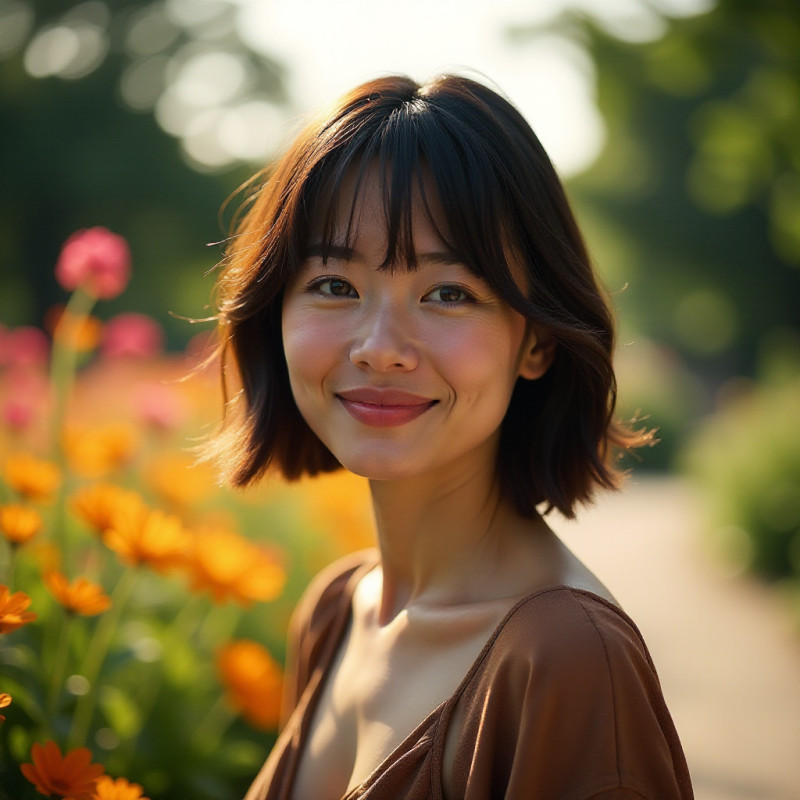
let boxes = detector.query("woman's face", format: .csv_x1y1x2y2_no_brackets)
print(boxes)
281,165,549,484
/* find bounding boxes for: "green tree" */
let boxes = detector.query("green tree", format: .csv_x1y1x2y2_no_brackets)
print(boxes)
562,0,800,384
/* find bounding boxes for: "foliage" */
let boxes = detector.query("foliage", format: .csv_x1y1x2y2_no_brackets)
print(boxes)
0,229,374,799
591,0,799,367
681,330,800,585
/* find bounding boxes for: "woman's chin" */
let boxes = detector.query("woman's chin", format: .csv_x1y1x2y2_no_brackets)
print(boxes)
336,453,422,484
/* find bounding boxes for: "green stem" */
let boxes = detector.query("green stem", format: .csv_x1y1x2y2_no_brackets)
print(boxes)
118,593,209,762
50,288,97,449
191,693,235,751
68,568,138,749
169,592,208,641
49,288,97,569
198,602,239,649
0,541,13,588
47,612,74,719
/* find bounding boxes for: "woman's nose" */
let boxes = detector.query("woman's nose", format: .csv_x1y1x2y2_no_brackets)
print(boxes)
349,302,419,372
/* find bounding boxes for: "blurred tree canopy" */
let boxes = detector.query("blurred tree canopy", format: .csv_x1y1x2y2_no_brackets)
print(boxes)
538,0,800,388
0,0,287,347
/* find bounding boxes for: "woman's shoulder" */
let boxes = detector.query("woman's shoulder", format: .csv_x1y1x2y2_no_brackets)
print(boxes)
494,585,654,673
281,549,379,716
455,585,666,727
446,587,693,798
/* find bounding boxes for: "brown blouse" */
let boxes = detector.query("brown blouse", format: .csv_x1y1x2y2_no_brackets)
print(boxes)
244,551,694,800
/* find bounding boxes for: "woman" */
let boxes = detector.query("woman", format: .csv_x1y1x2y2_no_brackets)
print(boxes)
207,73,693,799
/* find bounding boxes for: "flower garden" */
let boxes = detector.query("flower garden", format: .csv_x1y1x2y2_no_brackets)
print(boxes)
0,229,374,799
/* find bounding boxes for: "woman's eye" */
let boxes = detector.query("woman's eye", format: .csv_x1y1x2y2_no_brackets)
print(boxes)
425,285,472,304
310,277,358,298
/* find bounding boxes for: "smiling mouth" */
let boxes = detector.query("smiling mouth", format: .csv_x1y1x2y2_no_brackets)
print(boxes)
336,389,438,428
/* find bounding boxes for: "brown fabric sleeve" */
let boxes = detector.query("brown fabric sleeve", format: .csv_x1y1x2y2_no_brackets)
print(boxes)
279,550,377,730
245,551,377,800
446,589,693,800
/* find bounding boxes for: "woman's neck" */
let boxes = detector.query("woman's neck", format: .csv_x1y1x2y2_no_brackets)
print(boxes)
366,457,553,623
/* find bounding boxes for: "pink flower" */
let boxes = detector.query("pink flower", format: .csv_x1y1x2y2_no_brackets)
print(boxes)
2,399,34,429
101,313,164,359
55,227,131,300
2,327,50,368
1,369,49,431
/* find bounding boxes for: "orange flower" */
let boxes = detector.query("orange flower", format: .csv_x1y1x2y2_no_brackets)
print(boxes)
21,740,104,799
63,424,138,478
0,585,36,633
301,472,375,553
0,692,11,722
104,506,189,572
184,527,286,607
4,453,61,502
45,572,111,616
216,640,283,730
146,453,216,508
71,484,144,537
0,503,43,544
92,775,150,800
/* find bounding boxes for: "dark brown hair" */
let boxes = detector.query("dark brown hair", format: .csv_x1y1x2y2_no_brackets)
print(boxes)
207,73,652,519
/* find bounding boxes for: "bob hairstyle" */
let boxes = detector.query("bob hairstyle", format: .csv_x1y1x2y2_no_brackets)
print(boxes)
207,73,652,519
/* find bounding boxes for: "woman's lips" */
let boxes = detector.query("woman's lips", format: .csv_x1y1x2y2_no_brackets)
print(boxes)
336,388,437,427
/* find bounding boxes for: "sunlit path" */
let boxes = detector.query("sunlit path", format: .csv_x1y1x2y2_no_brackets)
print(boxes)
554,477,800,800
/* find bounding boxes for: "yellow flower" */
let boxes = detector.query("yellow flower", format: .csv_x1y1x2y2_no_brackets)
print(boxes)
216,640,283,730
104,506,189,572
0,585,36,633
146,453,216,508
21,740,104,799
71,484,144,537
4,453,61,502
0,692,11,723
92,775,150,800
184,527,286,607
63,424,138,478
0,503,43,544
45,572,111,616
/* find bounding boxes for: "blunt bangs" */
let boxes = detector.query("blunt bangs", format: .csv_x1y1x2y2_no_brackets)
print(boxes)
297,89,531,315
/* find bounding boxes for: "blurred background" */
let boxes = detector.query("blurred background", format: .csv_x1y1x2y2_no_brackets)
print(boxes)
0,0,799,798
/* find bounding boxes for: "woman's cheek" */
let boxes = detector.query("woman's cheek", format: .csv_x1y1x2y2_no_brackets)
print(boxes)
282,309,345,387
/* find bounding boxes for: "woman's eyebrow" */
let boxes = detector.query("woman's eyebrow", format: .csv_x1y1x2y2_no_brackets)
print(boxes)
416,250,466,266
304,242,355,260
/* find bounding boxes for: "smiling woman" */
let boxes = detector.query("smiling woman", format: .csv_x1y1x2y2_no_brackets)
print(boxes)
204,73,693,799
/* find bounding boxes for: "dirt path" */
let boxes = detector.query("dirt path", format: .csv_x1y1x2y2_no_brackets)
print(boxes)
552,477,800,800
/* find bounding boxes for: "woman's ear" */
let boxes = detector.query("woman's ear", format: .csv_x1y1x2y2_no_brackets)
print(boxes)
518,326,556,380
